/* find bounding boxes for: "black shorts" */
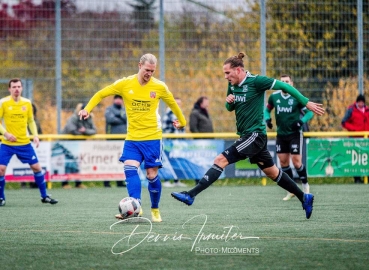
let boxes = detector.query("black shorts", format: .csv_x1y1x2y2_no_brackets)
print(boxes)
276,132,303,155
222,133,274,170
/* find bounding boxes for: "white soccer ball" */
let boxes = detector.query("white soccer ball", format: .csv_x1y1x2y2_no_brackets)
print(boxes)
118,197,141,218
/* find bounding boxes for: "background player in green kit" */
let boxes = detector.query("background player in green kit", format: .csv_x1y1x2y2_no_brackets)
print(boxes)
171,52,325,219
264,74,314,201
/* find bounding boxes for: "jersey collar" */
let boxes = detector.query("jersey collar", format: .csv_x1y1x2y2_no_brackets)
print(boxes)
238,71,250,87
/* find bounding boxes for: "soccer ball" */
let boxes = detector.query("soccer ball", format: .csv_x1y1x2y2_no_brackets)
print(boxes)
118,197,141,218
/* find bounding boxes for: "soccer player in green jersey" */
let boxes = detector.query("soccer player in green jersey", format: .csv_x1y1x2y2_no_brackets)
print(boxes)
79,54,186,222
0,79,58,206
171,53,325,219
264,74,314,201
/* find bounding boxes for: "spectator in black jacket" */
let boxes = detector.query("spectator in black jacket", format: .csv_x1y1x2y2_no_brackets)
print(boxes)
189,96,214,133
104,95,127,187
189,96,214,184
61,103,96,189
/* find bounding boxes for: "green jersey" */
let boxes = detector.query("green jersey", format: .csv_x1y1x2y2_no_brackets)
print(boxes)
225,72,275,136
267,91,308,136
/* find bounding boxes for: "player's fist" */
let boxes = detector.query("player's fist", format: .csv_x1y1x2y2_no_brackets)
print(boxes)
265,119,273,129
292,120,304,130
173,120,184,129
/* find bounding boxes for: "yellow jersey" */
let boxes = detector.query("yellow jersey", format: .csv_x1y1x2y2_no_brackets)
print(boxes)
0,96,38,145
85,75,186,141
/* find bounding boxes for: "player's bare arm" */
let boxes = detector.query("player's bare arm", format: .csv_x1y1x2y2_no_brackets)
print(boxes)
226,94,235,103
78,109,90,120
306,101,325,116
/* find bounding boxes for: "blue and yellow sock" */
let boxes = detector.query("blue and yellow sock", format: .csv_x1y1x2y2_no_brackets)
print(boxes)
34,171,47,198
147,175,161,209
124,165,141,201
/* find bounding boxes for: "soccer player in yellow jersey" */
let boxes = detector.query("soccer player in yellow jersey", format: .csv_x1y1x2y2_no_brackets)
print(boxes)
79,54,186,222
0,78,58,206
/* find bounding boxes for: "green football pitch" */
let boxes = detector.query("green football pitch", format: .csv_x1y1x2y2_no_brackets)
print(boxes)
1,184,368,270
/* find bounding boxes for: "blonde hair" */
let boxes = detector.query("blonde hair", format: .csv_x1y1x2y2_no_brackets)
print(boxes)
139,53,157,65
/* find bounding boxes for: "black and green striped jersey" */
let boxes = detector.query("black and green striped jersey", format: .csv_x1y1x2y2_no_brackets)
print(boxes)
225,72,275,136
267,91,306,136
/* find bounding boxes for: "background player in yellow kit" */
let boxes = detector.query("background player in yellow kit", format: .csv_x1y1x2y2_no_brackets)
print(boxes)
79,54,186,222
0,78,58,206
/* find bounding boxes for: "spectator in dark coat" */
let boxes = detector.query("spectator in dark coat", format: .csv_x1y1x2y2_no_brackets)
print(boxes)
189,96,214,184
61,103,97,188
189,96,214,133
104,95,127,188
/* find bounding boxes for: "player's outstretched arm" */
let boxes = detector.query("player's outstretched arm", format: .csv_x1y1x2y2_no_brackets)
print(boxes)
306,101,325,116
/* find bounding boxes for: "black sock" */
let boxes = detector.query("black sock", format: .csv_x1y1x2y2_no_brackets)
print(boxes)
187,164,223,197
275,170,304,203
296,164,308,184
281,166,294,181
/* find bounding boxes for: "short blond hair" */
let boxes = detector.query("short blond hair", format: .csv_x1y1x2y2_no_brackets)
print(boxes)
139,53,157,65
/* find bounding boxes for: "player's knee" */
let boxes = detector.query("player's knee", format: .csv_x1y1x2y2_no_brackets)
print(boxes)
262,165,279,180
214,154,228,168
0,166,6,176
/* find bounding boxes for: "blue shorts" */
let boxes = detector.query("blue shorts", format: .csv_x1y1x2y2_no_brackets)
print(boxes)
0,144,39,166
120,140,163,169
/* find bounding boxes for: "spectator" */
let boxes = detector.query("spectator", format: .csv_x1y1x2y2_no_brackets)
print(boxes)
104,95,127,188
341,94,369,183
162,97,187,188
189,96,214,133
21,103,42,189
61,103,96,189
189,96,214,184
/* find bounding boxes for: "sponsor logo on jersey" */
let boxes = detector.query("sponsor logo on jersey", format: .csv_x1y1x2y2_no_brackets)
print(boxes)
129,90,134,94
276,105,292,114
235,95,246,102
132,99,151,112
10,114,25,120
276,99,281,103
150,92,156,98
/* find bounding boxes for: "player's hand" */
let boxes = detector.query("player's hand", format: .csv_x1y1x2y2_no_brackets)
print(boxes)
226,94,235,104
78,109,90,120
292,120,304,131
33,136,40,148
306,101,325,116
265,119,273,129
4,132,17,142
173,120,184,129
